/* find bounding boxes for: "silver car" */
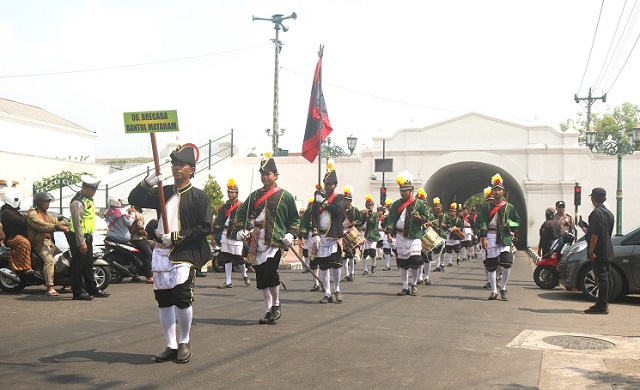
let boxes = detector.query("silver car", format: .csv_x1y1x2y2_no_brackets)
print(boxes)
557,225,640,301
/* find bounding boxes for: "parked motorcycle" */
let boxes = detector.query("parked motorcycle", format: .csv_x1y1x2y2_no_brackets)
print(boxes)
533,232,575,289
0,242,111,293
102,238,150,283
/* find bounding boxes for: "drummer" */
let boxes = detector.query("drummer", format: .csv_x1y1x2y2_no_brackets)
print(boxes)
416,188,435,285
444,203,464,267
361,194,379,276
432,197,450,272
342,186,362,281
385,171,431,296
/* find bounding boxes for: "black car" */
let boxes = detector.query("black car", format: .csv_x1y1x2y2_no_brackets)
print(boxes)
557,225,640,301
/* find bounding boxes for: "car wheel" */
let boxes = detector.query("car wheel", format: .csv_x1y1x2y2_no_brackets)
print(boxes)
579,263,623,302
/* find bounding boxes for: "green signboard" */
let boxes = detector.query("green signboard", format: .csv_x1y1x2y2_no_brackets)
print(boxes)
124,110,179,134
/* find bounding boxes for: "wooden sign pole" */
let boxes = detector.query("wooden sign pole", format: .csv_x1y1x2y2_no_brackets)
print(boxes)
150,132,169,233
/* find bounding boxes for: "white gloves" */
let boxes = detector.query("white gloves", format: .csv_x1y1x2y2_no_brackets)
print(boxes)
145,172,164,186
236,230,249,241
312,235,321,247
161,233,172,246
315,193,325,203
281,233,294,247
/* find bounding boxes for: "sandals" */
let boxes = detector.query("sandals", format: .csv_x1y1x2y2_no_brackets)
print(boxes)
45,289,60,297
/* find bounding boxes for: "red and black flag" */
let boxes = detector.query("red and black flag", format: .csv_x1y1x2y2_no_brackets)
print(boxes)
301,47,333,163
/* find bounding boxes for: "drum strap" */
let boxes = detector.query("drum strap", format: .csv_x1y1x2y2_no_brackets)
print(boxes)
320,193,337,214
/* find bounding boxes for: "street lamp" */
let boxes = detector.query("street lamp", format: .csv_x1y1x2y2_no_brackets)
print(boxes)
346,134,358,156
265,128,286,155
585,126,640,235
321,135,358,161
252,12,297,154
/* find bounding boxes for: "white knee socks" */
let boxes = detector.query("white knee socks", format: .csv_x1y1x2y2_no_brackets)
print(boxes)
159,307,177,349
175,306,192,344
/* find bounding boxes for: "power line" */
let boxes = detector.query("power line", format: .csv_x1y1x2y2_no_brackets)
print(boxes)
593,0,629,91
605,29,640,92
281,67,461,114
578,0,606,94
0,43,270,79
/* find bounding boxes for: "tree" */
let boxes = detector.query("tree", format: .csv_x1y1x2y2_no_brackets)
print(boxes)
202,175,224,213
32,171,92,193
560,101,640,149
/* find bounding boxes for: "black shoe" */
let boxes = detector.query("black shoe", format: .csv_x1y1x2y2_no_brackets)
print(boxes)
425,280,432,286
500,290,509,301
91,290,110,298
433,267,441,272
310,285,320,292
259,312,272,324
447,263,453,267
382,267,391,271
154,347,177,362
243,276,251,286
176,342,191,363
270,305,281,321
456,258,460,265
440,266,445,272
362,270,369,275
371,266,376,274
483,282,491,289
409,285,418,296
195,270,207,277
488,293,498,300
319,295,333,304
72,292,93,301
397,289,410,296
334,291,343,303
584,305,609,314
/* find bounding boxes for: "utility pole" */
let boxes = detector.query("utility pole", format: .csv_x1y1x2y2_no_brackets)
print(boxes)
574,87,606,132
573,87,606,228
253,12,297,155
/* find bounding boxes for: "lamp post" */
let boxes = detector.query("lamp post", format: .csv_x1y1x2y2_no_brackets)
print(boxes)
321,135,358,161
252,12,297,155
585,125,640,235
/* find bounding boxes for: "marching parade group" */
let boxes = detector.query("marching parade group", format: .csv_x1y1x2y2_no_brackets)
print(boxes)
11,144,517,364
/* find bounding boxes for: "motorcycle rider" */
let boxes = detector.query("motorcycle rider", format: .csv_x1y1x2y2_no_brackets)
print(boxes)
1,188,34,275
25,192,70,296
105,196,134,244
128,204,153,284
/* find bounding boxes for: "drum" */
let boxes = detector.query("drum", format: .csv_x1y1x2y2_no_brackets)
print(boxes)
451,226,466,240
421,227,445,253
342,228,365,253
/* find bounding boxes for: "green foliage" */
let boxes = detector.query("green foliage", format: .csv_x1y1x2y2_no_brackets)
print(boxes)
202,175,224,212
32,171,92,192
561,101,640,149
464,192,486,211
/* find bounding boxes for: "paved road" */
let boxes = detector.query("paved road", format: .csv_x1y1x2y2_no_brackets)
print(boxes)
1,252,639,389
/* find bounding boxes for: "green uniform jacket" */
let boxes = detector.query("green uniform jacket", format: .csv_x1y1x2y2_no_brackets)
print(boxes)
432,213,451,239
363,210,380,241
385,197,430,239
299,206,312,238
212,200,242,240
475,201,520,246
232,187,300,248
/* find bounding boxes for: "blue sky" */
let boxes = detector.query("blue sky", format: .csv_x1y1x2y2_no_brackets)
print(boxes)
1,0,638,158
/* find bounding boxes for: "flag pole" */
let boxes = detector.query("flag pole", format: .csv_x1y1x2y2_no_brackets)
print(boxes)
313,45,324,237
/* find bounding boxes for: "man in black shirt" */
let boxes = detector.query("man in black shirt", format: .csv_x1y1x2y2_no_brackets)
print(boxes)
582,187,614,314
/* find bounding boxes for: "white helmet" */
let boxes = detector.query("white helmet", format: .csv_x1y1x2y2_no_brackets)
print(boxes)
3,187,24,209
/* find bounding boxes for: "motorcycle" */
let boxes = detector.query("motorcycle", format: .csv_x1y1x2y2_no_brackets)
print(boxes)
0,241,111,293
533,232,575,289
102,238,150,283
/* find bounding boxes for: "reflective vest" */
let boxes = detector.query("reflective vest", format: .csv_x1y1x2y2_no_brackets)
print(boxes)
69,194,96,234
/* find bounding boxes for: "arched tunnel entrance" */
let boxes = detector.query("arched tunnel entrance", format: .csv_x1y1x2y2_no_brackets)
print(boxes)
423,162,528,249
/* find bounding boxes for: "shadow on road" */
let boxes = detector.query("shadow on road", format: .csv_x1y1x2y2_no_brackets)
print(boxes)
39,349,155,366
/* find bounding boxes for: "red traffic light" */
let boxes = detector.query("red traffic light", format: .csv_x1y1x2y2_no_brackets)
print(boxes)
575,186,581,193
